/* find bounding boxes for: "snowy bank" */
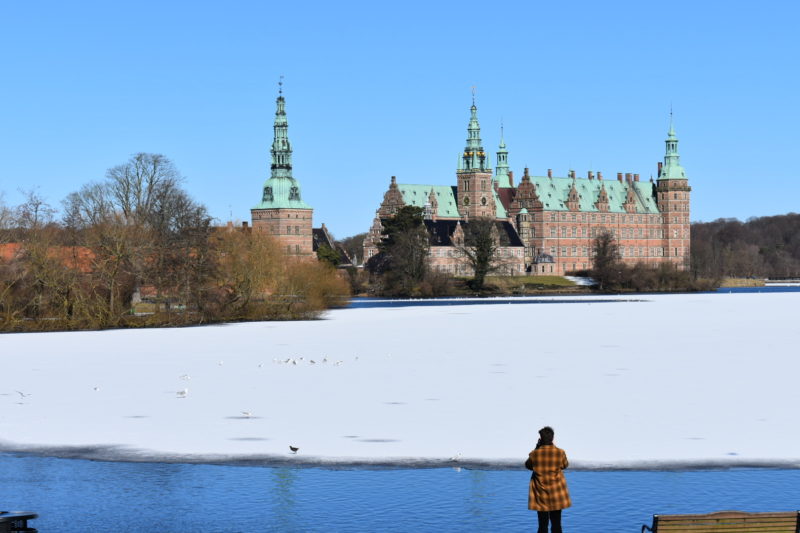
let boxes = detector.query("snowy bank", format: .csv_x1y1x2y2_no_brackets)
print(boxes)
2,292,799,470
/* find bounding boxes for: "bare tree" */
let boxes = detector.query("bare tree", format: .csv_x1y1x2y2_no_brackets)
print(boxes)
455,217,507,290
592,230,622,291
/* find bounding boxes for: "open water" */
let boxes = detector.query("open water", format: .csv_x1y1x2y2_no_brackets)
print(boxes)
1,453,799,532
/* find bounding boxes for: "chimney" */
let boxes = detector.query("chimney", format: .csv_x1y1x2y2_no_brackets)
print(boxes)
547,169,552,178
569,170,575,179
617,172,623,182
588,171,594,180
625,172,632,182
390,175,397,185
634,173,640,182
598,171,603,180
508,170,514,187
242,221,249,229
657,162,662,177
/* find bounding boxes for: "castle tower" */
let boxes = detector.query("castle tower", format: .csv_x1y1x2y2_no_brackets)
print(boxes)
456,94,496,219
656,113,691,267
495,124,512,188
251,82,314,256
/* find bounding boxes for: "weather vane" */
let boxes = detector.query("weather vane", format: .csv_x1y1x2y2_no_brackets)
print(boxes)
471,85,476,105
279,75,284,95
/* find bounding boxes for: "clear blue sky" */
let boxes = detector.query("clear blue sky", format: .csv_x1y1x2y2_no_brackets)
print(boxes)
1,1,798,239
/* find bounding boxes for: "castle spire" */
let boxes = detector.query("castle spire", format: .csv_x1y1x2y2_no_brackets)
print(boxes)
660,110,687,180
461,90,488,171
271,78,293,180
253,81,311,210
495,121,511,187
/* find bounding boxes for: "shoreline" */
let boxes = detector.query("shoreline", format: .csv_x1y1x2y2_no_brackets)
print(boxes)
3,445,800,472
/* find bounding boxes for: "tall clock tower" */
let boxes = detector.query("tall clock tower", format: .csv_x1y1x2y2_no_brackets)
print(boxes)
251,83,314,257
456,97,496,219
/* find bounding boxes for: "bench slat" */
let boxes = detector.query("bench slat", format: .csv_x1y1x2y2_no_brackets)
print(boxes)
650,511,799,532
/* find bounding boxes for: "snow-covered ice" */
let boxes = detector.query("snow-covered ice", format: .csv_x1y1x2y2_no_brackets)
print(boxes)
2,292,799,470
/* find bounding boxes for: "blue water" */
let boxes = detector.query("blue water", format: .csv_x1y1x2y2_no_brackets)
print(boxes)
2,454,799,532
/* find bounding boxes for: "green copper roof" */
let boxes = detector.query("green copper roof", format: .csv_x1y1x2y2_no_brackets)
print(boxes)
396,183,508,219
659,114,687,180
458,100,490,172
495,126,511,187
493,187,507,217
527,176,659,214
397,184,461,218
253,87,312,210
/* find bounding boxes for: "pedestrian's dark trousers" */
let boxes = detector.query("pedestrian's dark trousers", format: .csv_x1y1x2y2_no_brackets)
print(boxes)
537,510,562,533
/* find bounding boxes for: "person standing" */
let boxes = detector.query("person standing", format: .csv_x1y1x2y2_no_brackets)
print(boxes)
525,426,571,533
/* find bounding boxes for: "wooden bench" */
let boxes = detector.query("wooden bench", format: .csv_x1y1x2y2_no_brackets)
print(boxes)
642,511,800,532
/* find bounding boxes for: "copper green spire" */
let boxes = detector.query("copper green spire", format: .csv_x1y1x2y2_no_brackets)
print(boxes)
495,121,512,187
660,110,687,180
253,80,312,210
460,89,489,172
270,76,292,180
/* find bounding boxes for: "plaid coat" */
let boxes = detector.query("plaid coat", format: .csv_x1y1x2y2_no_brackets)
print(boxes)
525,444,571,511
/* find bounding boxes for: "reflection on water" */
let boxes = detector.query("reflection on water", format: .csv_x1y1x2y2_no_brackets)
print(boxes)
2,453,800,532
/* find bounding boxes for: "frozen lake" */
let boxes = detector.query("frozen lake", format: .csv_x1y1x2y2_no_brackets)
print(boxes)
2,290,799,469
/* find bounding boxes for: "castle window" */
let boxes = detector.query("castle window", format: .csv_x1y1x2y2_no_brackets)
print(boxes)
550,228,556,238
610,215,616,223
571,214,577,221
296,245,300,254
286,245,291,254
295,226,300,234
561,247,567,256
286,226,290,234
561,227,567,237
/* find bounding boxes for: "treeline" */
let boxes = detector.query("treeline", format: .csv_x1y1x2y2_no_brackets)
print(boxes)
589,231,718,292
691,214,800,279
0,153,348,332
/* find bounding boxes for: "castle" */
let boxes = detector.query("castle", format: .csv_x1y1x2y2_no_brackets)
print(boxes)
363,98,691,275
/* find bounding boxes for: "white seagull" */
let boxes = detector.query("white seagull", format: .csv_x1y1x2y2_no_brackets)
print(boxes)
176,388,189,398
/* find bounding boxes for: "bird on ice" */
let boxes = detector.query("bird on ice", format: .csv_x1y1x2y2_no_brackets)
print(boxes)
450,452,462,462
309,360,316,365
289,445,299,454
93,386,100,392
15,391,30,399
241,411,253,418
176,388,188,398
